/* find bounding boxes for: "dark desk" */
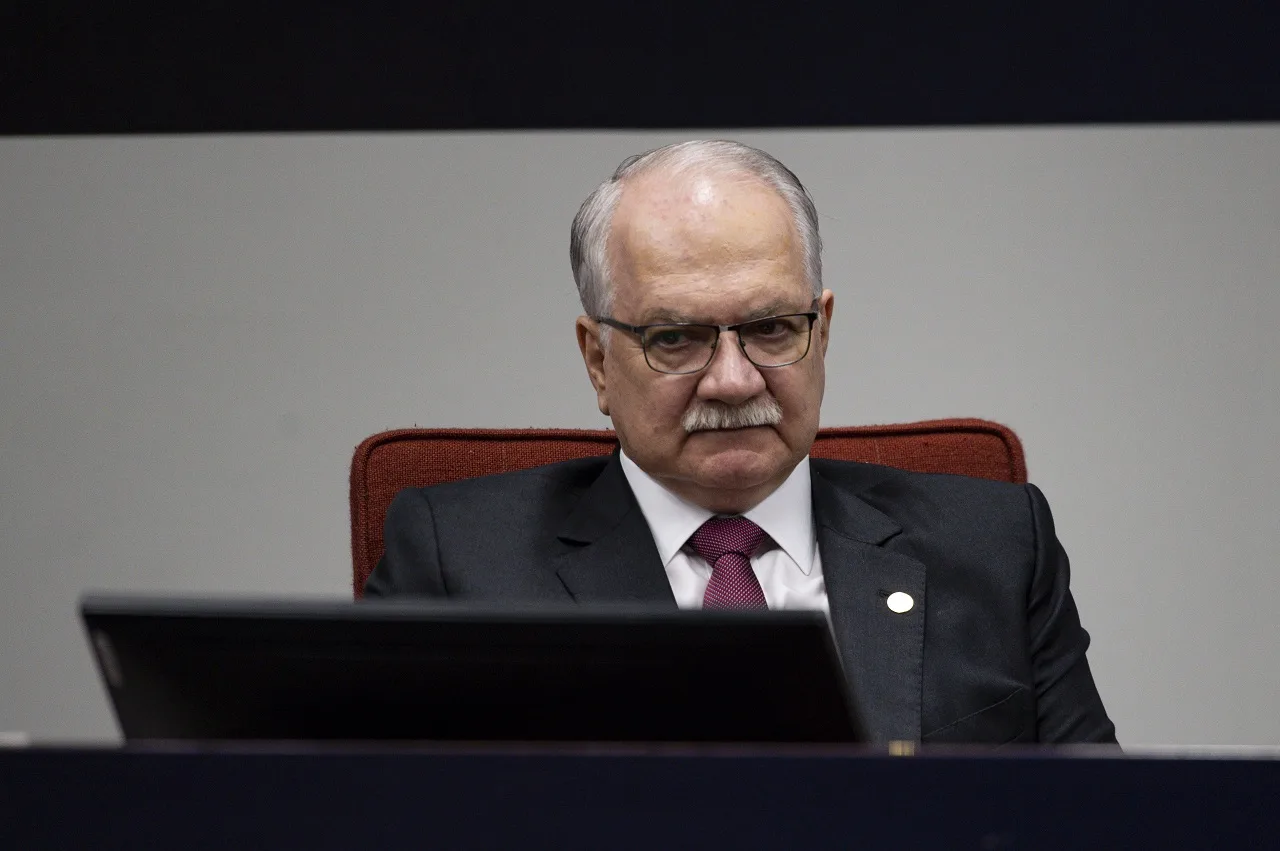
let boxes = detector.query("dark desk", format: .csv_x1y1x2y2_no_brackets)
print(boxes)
3,744,1276,849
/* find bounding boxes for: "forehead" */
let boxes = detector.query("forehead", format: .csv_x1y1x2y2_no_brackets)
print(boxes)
608,171,809,321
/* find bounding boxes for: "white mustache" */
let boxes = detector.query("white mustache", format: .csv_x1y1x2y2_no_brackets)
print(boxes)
682,396,783,433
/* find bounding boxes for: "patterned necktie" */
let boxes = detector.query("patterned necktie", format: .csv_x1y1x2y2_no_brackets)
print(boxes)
690,516,769,610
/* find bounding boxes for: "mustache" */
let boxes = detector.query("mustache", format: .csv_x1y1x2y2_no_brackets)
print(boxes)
682,396,783,433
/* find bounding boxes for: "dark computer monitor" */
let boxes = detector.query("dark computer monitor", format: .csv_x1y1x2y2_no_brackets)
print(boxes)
81,595,865,743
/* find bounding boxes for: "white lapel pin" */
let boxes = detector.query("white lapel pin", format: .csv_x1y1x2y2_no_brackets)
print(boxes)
886,591,914,613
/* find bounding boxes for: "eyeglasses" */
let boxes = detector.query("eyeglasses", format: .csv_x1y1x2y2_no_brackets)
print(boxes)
594,305,820,375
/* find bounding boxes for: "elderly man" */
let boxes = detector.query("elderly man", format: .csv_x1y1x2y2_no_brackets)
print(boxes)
366,140,1117,745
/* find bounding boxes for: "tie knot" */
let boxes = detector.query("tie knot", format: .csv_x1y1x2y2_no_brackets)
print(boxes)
690,516,767,565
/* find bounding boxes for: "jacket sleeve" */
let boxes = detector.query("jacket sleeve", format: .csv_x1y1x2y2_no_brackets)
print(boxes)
1025,483,1119,744
363,487,449,598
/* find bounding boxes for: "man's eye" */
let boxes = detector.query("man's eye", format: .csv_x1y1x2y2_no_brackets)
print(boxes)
650,330,690,348
750,320,785,338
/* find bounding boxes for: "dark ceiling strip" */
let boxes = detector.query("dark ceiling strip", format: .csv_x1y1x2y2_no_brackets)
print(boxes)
3,3,1278,135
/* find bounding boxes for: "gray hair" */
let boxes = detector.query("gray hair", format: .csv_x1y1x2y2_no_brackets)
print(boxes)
569,140,823,318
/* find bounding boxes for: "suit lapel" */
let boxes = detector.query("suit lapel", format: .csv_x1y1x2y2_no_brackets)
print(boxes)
813,465,926,743
554,453,677,606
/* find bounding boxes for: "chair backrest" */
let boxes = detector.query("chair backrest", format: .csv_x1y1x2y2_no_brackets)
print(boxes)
349,418,1025,598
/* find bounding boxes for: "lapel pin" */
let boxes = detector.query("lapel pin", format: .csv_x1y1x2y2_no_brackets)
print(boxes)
886,591,914,613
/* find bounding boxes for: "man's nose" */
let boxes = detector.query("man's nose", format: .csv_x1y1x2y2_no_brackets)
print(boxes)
696,332,767,403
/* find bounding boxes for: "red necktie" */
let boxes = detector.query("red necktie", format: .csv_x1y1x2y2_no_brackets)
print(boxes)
690,516,768,610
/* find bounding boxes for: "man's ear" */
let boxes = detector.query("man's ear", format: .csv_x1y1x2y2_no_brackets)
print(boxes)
817,289,835,356
575,316,610,415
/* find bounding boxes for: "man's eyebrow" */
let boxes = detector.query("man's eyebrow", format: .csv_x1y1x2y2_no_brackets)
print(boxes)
639,309,702,324
739,301,793,321
640,301,804,325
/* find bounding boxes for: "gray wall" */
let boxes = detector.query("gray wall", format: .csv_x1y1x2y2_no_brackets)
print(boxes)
2,127,1277,745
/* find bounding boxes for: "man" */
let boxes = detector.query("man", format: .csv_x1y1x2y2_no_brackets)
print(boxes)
366,140,1117,745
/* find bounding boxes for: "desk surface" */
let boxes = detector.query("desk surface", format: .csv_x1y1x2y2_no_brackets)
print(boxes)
3,744,1277,849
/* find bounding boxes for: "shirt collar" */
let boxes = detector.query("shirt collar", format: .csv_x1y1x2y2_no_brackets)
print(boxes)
618,450,816,575
742,455,816,576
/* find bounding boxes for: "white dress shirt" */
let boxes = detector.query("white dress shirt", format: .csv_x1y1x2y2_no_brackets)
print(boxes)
619,451,828,613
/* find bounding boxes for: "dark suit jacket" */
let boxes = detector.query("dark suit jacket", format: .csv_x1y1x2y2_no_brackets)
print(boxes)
365,453,1117,745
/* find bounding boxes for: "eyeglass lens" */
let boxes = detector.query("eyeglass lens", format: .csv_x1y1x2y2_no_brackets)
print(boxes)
643,315,812,374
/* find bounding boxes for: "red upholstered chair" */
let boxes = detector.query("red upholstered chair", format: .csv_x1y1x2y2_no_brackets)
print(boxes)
349,419,1026,598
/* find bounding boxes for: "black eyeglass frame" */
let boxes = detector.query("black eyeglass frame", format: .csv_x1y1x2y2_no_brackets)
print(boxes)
593,303,821,375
